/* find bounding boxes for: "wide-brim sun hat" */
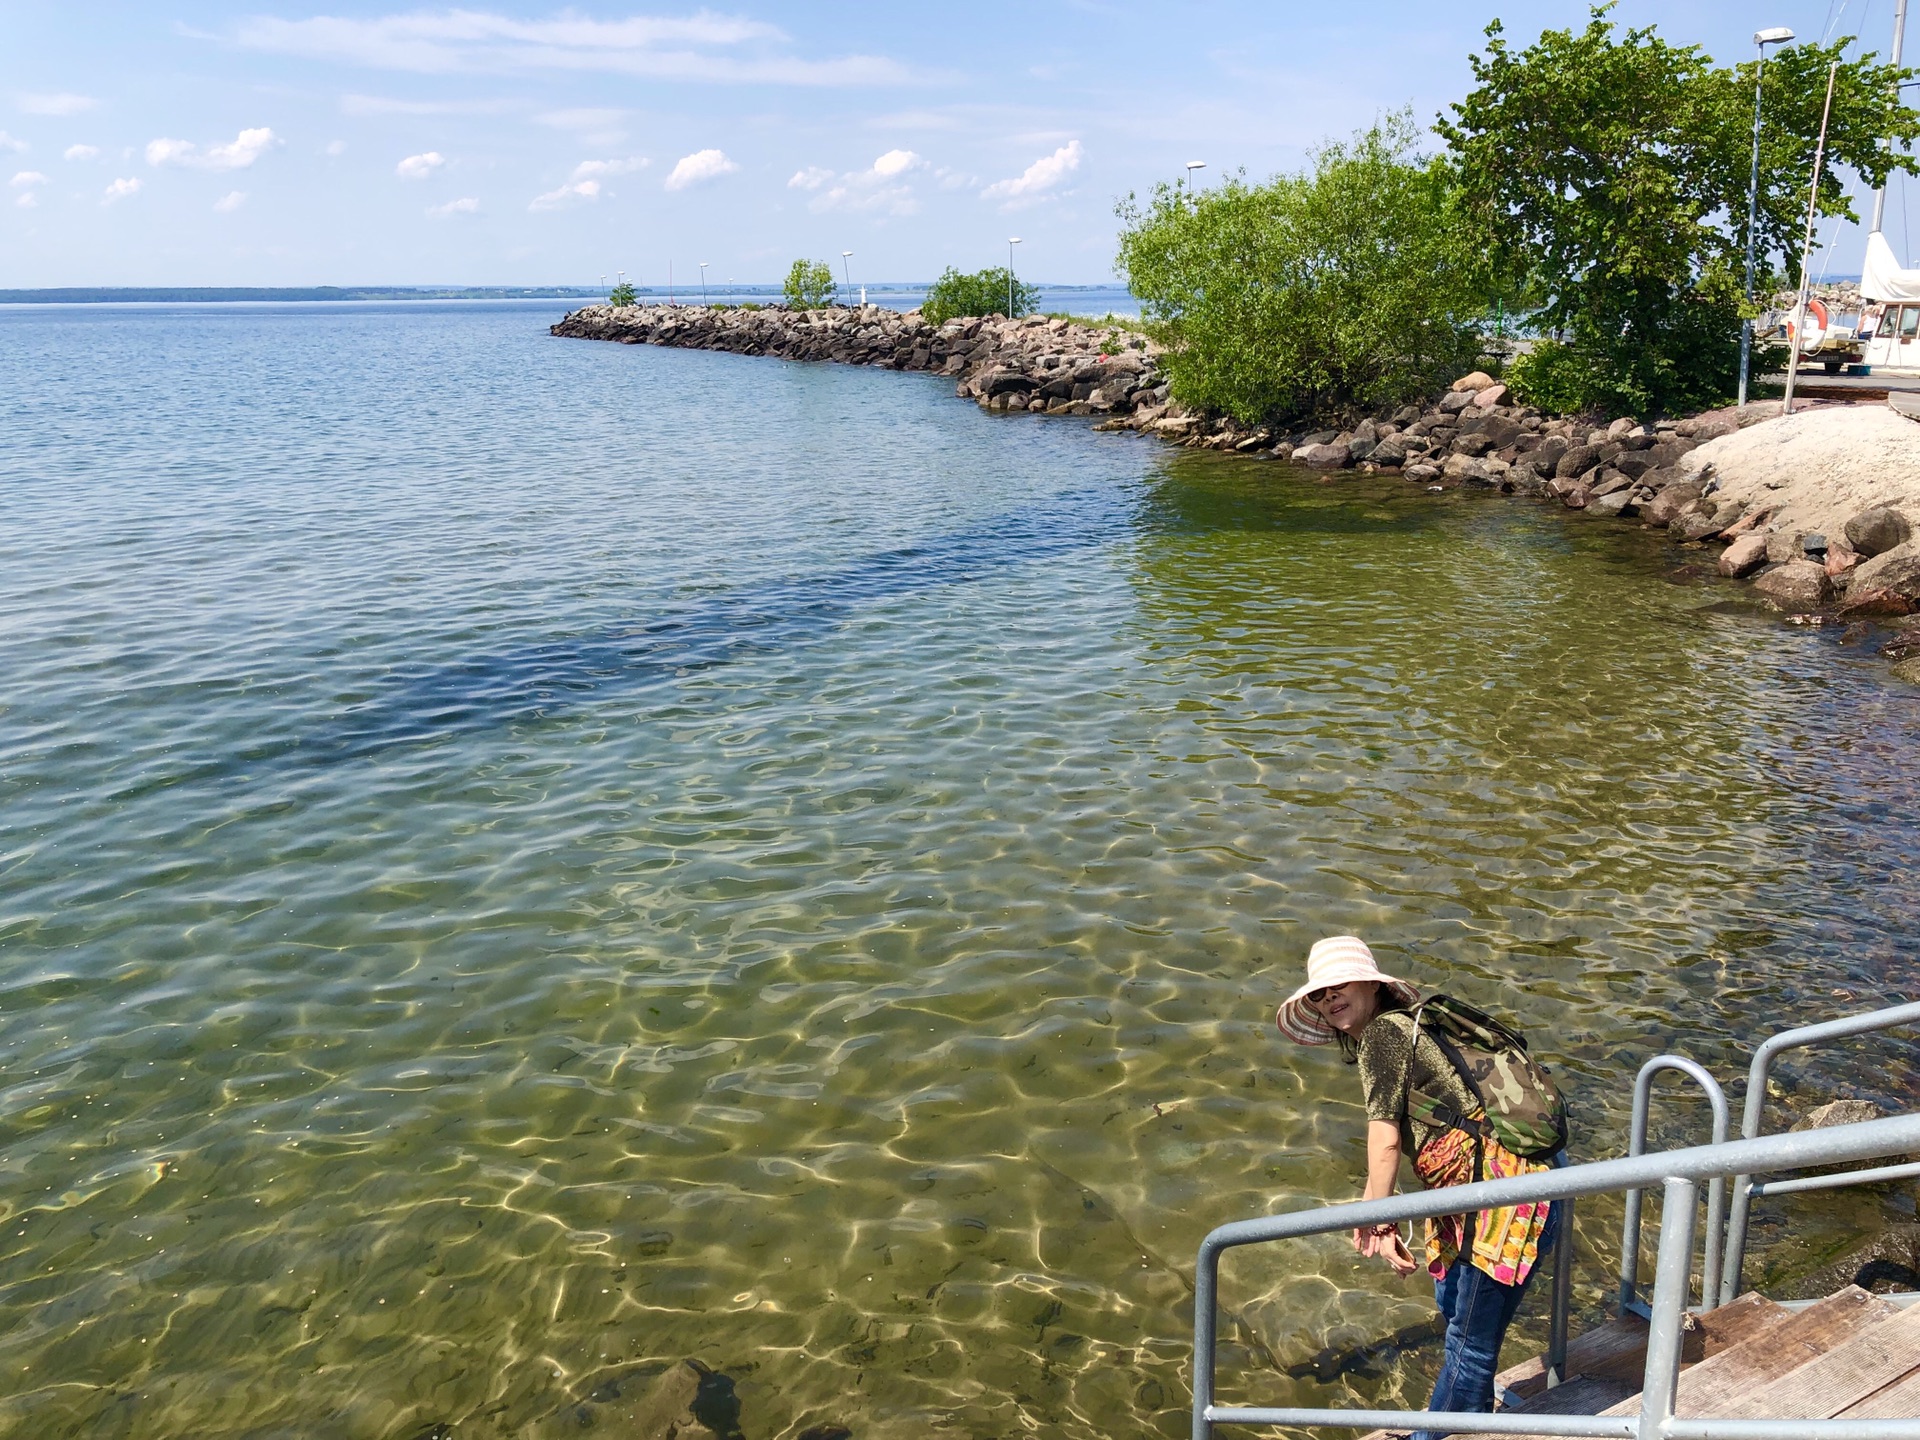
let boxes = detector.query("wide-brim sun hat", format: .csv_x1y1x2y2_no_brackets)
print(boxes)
1276,935,1420,1045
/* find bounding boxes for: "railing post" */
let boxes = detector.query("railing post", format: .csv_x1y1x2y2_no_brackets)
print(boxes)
1638,1177,1698,1440
1547,1196,1574,1387
1620,1057,1730,1315
1193,1236,1219,1440
1720,1000,1920,1308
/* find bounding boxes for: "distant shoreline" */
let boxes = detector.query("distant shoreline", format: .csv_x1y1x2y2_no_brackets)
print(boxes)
0,286,605,305
0,282,1136,309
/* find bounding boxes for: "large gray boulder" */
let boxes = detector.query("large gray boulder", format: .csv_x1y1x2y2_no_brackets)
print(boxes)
1555,442,1606,479
1753,560,1831,613
1293,443,1352,469
1844,506,1914,558
1642,481,1706,528
1848,540,1920,603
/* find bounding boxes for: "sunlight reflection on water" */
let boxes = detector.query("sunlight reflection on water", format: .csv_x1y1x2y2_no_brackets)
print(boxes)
0,302,1915,1440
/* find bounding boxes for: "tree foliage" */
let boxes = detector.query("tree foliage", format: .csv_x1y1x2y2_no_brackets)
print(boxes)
1440,7,1918,415
782,258,837,310
608,280,637,307
920,266,1040,325
1114,114,1487,426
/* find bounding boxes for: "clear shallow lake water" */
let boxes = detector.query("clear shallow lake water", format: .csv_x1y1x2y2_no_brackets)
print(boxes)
1,301,1917,1440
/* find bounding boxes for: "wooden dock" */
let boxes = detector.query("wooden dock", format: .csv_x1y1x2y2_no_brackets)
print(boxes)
1358,1285,1920,1438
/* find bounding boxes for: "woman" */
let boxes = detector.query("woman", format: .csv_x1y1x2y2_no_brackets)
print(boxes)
1276,935,1561,1438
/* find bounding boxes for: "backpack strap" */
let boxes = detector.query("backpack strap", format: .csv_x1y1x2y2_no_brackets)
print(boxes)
1399,998,1495,1165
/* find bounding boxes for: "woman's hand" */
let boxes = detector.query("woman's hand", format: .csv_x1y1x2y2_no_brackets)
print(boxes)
1380,1228,1418,1277
1353,1221,1416,1275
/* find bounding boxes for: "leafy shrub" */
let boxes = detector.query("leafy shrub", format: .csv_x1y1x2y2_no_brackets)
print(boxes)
1505,341,1587,414
783,259,837,310
1115,114,1485,426
608,281,637,307
921,267,1041,325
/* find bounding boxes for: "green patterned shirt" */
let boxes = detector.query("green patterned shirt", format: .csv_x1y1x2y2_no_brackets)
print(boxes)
1356,1009,1480,1156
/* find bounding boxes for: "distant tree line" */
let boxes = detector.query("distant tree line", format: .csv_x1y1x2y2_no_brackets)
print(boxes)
1116,5,1919,420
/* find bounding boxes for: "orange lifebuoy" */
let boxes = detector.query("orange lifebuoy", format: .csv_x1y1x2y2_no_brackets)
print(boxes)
1787,297,1830,350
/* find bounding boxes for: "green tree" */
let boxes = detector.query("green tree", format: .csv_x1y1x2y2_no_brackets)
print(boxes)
782,258,837,310
920,266,1041,325
1114,113,1486,426
1440,8,1917,415
608,280,638,306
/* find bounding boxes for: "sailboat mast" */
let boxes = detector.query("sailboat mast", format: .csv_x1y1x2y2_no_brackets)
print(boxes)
1871,0,1909,233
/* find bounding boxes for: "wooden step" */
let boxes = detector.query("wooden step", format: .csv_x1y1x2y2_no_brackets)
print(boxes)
1448,1296,1790,1440
1352,1288,1858,1440
1719,1298,1920,1420
1599,1284,1899,1419
1841,1362,1920,1420
1495,1290,1784,1404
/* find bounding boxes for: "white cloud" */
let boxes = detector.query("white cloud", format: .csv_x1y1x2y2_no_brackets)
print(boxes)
326,139,347,156
801,149,926,216
396,150,446,179
529,178,599,210
0,131,26,153
664,147,736,191
147,127,280,171
569,156,647,183
981,139,1082,206
18,92,96,116
340,93,513,116
10,170,47,187
428,195,480,216
15,191,35,209
102,176,141,203
537,107,624,130
214,190,246,212
227,11,913,86
870,147,921,178
64,143,99,161
535,106,627,144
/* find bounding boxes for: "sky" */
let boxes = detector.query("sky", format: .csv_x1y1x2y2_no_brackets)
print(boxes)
2,0,1915,287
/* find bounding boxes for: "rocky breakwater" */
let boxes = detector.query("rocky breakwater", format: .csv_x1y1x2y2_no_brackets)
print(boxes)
550,302,1171,418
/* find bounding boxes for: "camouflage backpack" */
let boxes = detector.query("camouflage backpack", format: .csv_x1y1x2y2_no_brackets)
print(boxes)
1401,994,1569,1162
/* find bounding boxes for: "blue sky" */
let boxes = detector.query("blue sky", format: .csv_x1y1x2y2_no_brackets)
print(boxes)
2,1,1913,286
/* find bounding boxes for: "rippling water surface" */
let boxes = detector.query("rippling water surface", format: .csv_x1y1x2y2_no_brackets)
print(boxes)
2,302,1917,1440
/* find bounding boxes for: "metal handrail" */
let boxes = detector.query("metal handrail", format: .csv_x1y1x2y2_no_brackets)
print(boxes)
1192,1112,1920,1440
1719,998,1920,1307
1619,1056,1731,1315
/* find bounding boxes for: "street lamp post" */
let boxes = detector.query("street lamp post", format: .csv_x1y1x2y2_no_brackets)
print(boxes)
1184,160,1206,199
841,250,854,308
1007,237,1021,316
1739,27,1796,408
699,261,708,305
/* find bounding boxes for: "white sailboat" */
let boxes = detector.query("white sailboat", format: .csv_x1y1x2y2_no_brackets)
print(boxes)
1852,0,1920,368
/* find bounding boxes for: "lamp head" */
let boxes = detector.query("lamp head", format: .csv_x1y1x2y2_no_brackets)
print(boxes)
842,250,853,257
1186,160,1206,170
1755,26,1795,46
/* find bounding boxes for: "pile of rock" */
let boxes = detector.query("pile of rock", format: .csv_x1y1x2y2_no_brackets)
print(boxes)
551,302,1168,416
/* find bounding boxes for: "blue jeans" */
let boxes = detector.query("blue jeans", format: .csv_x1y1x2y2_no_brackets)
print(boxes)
1410,1192,1563,1440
